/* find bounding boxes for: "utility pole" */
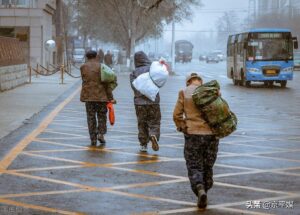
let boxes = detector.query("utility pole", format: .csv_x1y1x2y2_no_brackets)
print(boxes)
56,0,64,66
248,0,256,28
171,21,175,73
289,0,292,21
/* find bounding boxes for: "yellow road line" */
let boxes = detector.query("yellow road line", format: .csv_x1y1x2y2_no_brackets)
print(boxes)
215,181,294,196
0,189,85,198
109,166,186,180
38,136,87,140
5,171,95,190
105,190,195,206
0,87,81,171
0,198,85,215
11,165,83,173
25,148,88,153
21,151,175,167
34,138,87,149
21,151,88,165
246,154,300,163
110,179,187,190
43,130,88,138
2,171,195,207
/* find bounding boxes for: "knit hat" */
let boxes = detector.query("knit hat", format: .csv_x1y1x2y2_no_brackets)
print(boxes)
186,72,202,86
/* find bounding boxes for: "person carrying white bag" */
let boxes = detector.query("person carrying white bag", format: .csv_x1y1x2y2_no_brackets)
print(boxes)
132,58,169,101
130,51,163,153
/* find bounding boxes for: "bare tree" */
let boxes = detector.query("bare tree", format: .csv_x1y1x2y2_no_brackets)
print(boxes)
216,11,239,50
73,0,200,66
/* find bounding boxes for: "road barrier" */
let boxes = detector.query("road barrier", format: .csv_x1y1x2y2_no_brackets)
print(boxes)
28,62,81,84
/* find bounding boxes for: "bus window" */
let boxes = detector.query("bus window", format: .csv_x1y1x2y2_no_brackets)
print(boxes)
231,35,235,44
238,34,243,43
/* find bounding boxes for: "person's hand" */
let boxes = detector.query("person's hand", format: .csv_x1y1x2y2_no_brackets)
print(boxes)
177,126,188,134
110,99,117,104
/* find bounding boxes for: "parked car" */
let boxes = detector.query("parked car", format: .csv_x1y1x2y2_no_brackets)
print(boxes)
212,50,224,61
206,54,219,63
72,48,85,63
294,50,300,70
199,54,207,61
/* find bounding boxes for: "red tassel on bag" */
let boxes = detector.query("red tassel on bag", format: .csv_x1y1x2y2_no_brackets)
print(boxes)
107,102,115,126
159,58,170,73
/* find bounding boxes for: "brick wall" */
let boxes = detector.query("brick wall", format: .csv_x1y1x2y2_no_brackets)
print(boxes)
0,64,28,92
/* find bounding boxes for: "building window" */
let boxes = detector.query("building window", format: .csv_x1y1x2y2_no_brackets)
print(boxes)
0,0,36,8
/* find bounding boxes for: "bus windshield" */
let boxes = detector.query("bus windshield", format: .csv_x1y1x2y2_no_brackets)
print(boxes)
247,38,293,61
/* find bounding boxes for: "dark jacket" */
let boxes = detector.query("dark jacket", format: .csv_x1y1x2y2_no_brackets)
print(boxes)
80,58,113,102
130,51,160,105
98,49,104,63
104,53,113,66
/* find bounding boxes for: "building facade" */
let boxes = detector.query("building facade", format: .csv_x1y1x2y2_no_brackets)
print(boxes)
0,0,56,66
256,0,300,17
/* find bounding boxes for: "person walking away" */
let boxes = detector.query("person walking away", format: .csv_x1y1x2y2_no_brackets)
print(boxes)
98,49,104,63
130,51,160,153
104,50,113,68
173,73,219,209
80,50,115,146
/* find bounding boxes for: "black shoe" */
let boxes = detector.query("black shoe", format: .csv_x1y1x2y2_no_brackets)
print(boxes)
91,141,97,147
98,134,106,144
150,135,159,151
197,184,207,209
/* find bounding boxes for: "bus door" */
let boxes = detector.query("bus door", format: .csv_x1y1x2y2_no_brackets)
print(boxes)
233,36,238,79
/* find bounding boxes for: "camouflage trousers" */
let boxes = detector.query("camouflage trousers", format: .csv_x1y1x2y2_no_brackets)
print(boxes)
184,134,219,196
85,102,107,142
135,104,161,146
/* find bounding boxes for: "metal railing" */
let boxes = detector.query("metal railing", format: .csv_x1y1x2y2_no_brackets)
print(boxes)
28,62,81,84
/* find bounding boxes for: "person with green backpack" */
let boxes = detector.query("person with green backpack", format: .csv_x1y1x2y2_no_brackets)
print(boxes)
173,73,219,209
80,50,116,147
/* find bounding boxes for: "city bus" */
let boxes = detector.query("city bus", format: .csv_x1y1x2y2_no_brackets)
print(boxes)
227,28,298,88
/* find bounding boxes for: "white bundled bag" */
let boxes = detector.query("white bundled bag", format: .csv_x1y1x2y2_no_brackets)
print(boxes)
132,72,159,102
149,59,169,88
132,58,169,102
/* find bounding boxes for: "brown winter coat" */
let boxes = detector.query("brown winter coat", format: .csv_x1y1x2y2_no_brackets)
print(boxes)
80,58,113,102
173,84,212,135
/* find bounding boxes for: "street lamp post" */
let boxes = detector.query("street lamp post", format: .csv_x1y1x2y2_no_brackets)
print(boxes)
171,20,175,73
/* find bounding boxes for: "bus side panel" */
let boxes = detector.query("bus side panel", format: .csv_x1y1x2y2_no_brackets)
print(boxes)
227,56,234,78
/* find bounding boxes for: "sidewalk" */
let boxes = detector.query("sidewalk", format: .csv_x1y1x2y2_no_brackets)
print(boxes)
0,71,81,140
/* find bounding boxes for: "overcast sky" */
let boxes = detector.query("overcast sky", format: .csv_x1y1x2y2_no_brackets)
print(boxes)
138,0,250,54
164,0,249,41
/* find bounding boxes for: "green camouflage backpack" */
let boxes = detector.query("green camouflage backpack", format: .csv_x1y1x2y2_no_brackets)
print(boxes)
192,80,237,138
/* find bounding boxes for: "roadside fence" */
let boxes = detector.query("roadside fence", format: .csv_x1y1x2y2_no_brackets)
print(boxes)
28,62,81,84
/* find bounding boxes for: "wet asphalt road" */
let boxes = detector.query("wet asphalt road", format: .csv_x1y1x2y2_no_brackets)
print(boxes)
0,60,299,215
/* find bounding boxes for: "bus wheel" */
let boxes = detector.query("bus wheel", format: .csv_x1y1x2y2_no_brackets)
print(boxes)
263,81,268,87
269,81,274,87
280,81,287,88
